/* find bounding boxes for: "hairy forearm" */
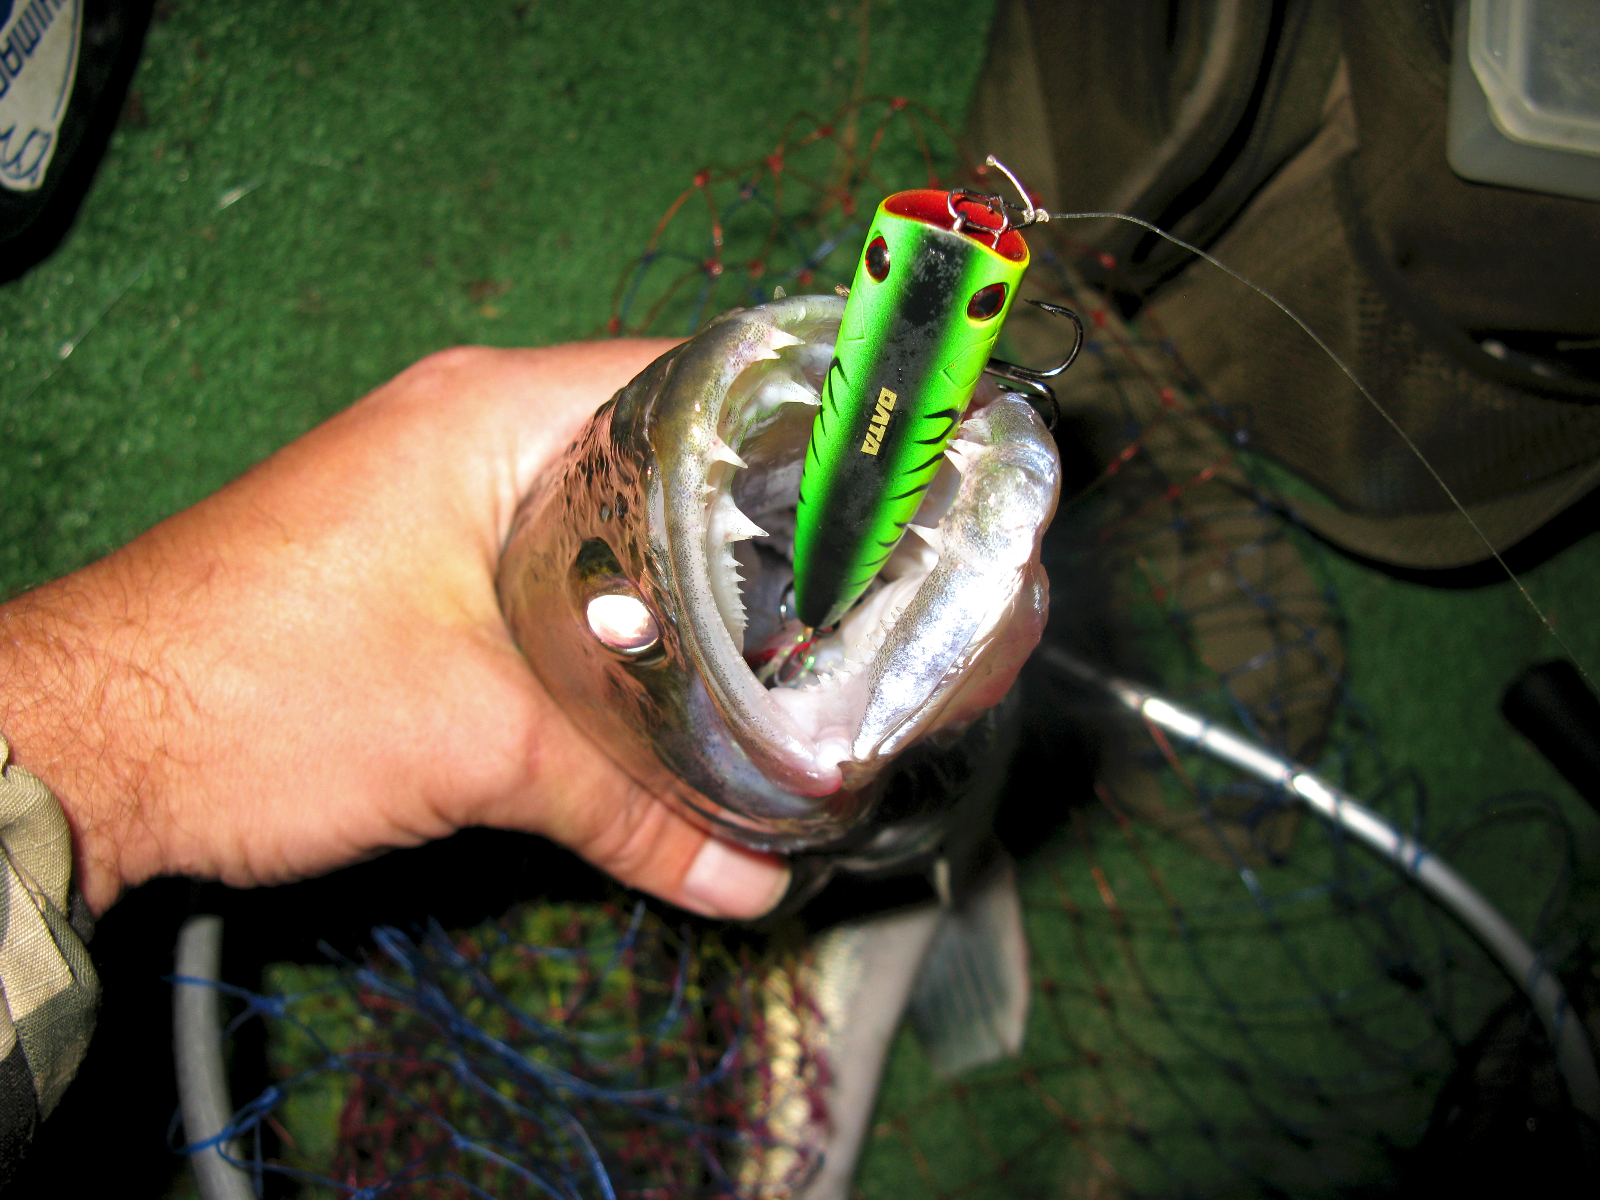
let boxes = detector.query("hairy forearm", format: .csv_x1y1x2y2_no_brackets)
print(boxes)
0,557,192,913
0,342,788,925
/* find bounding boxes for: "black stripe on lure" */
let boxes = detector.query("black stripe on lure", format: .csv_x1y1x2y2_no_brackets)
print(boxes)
791,163,1083,631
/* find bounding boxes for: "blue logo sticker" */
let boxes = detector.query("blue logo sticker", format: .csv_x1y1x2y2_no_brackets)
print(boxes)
0,0,82,192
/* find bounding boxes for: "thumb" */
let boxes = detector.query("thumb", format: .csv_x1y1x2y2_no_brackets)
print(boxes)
588,798,793,920
482,723,792,919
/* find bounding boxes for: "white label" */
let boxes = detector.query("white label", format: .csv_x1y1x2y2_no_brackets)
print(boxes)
0,0,81,192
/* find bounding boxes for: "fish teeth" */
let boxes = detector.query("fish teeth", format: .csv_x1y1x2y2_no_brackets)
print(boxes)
747,328,805,363
707,536,749,643
707,439,748,470
723,509,767,542
755,373,820,410
944,438,982,472
705,492,763,644
707,490,766,543
909,523,945,553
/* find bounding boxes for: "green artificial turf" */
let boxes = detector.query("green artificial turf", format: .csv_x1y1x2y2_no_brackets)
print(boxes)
5,2,1600,1197
0,0,989,594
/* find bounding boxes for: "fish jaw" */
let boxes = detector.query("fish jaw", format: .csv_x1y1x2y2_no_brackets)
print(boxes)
844,397,1056,768
497,295,1060,854
651,297,852,799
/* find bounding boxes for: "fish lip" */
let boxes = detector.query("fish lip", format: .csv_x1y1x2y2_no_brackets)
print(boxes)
657,296,1060,816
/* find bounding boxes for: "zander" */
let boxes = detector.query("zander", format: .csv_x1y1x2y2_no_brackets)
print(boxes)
496,294,1059,884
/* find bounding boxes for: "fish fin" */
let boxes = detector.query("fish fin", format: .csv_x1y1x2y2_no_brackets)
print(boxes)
906,853,1029,1078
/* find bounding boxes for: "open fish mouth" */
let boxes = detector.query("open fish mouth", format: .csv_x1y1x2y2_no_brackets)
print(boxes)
499,294,1059,853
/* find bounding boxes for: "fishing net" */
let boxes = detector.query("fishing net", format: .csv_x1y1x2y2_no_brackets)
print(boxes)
174,94,1600,1200
604,94,963,338
205,903,829,1199
846,249,1597,1196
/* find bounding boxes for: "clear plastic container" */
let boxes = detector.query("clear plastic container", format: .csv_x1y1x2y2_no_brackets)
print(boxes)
1470,0,1600,156
1448,0,1600,201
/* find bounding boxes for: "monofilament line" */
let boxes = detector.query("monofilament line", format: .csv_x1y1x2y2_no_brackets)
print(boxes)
1047,210,1592,689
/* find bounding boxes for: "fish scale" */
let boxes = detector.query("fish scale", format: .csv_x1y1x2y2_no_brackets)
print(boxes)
792,189,1030,630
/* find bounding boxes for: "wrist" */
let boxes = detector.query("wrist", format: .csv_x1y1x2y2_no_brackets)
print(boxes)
0,568,177,914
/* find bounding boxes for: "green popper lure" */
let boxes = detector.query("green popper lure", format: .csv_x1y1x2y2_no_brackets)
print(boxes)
792,189,1032,631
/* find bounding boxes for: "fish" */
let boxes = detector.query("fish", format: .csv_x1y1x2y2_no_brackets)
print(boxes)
497,293,1060,878
495,293,1059,1192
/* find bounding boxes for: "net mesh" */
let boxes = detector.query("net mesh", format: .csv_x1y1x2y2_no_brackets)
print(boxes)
218,904,826,1199
191,94,1598,1200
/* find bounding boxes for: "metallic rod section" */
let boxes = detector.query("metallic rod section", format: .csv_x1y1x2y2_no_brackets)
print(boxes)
1043,646,1600,1124
174,915,255,1200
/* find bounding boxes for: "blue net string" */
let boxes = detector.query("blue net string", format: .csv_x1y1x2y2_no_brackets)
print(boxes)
181,902,824,1198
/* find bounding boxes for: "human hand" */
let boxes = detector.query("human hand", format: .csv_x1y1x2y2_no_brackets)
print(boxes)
0,344,792,918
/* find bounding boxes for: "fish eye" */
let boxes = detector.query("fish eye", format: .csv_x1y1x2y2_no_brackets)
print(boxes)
966,282,1008,321
586,591,660,655
865,236,890,282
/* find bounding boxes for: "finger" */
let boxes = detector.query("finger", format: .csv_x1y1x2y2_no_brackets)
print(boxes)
457,664,790,920
570,791,792,921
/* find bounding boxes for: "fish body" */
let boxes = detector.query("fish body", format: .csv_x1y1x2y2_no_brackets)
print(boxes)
793,191,1030,630
496,295,1059,879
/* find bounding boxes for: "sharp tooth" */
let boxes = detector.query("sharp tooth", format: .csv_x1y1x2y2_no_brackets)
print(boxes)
756,374,820,409
909,523,944,553
747,329,805,364
721,507,766,543
708,439,748,470
944,438,981,471
708,490,766,542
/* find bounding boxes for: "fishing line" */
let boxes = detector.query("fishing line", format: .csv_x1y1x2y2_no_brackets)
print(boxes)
1038,208,1593,689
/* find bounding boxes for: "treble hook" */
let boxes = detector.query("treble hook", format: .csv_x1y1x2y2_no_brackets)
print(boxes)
983,300,1085,431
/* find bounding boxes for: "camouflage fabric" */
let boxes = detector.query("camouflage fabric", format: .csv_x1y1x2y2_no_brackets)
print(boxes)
0,736,99,1187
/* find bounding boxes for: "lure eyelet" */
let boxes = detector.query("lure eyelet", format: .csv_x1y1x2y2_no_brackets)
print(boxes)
865,236,890,282
967,281,1008,322
586,591,661,657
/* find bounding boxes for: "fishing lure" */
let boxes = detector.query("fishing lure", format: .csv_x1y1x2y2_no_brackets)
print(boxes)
791,171,1079,631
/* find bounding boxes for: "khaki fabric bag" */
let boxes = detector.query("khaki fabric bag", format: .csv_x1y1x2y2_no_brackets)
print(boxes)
968,0,1600,569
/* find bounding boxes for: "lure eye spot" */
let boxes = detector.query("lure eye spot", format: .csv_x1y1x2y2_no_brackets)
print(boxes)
967,281,1008,322
865,236,890,282
586,591,660,656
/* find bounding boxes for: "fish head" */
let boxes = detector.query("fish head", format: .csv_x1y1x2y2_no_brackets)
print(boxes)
497,295,1060,858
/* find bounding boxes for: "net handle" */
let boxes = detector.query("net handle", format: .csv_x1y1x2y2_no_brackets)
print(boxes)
1042,646,1600,1128
174,915,254,1200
